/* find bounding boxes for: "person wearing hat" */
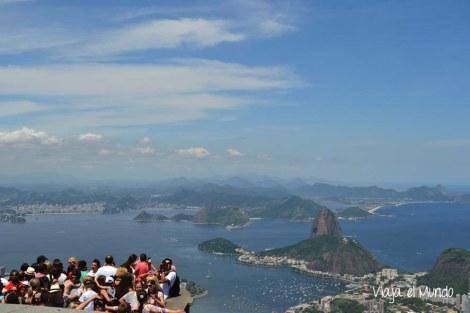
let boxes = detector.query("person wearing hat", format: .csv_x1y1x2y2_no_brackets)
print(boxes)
18,267,34,287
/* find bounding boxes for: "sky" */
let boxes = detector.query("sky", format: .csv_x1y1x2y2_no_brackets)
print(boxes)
0,0,470,185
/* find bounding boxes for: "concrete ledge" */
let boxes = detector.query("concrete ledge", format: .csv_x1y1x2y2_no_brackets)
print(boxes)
0,287,194,313
166,287,194,313
0,304,77,313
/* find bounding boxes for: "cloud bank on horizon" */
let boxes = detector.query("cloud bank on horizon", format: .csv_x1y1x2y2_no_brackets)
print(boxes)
0,0,470,184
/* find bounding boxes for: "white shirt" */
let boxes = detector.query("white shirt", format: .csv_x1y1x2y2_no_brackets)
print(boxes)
58,273,67,286
121,291,139,311
79,289,97,311
160,271,176,299
95,265,117,278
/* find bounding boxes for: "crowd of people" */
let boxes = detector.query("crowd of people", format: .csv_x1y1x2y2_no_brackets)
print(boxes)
0,253,185,313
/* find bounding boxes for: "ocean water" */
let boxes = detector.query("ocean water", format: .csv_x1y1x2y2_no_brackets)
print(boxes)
0,211,342,313
342,202,470,272
1,202,469,312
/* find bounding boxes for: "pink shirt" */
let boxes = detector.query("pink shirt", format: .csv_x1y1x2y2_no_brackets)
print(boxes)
134,261,149,281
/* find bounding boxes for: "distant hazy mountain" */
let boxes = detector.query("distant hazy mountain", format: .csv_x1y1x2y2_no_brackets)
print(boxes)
250,196,325,220
160,184,286,207
193,207,249,227
295,183,450,201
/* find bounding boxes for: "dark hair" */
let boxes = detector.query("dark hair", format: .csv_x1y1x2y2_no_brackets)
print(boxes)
36,255,47,264
20,263,29,272
115,273,133,299
52,259,64,272
78,260,87,271
118,302,131,313
94,299,105,310
97,275,106,285
121,254,137,270
140,253,147,262
9,270,19,283
71,269,81,279
105,255,114,265
92,259,101,267
37,263,47,274
49,267,61,280
129,254,138,263
5,292,20,304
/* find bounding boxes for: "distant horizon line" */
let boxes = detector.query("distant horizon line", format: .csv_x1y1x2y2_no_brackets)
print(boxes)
0,173,469,190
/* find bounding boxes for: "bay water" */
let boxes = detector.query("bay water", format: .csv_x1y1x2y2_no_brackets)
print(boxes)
1,202,469,312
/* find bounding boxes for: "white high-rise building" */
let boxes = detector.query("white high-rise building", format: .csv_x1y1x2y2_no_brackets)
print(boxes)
462,294,470,313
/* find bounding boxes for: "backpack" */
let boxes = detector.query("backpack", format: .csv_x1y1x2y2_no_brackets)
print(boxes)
169,275,180,297
47,290,64,307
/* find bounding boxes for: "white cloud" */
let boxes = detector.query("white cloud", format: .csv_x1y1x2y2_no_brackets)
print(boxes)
98,148,113,156
256,19,296,37
76,18,244,57
175,147,210,158
139,137,151,145
0,127,59,145
0,61,298,96
0,60,300,129
0,100,42,117
0,28,75,55
135,146,156,155
78,133,103,142
226,148,244,157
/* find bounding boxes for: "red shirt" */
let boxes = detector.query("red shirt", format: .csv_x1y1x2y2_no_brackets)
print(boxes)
134,261,149,281
3,281,24,292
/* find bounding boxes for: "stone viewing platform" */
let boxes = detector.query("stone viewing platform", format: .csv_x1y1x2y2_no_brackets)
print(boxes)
0,285,195,313
166,284,194,312
0,304,77,313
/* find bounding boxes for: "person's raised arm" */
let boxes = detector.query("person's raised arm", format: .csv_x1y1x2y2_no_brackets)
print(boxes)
156,292,166,308
99,288,114,303
75,294,97,310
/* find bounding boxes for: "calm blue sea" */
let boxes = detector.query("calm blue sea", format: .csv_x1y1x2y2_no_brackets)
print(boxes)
1,202,469,312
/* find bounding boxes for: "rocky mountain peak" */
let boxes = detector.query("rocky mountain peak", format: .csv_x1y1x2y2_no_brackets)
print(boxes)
310,208,342,238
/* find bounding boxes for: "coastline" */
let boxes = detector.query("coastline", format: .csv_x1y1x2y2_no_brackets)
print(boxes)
192,290,208,300
368,200,457,214
237,252,360,284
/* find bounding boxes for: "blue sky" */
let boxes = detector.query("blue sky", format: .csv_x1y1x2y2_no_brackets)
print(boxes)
0,0,469,185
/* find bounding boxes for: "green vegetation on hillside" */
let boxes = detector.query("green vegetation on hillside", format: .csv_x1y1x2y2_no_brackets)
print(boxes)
250,196,324,220
133,210,168,222
171,213,194,222
337,207,371,219
193,207,249,227
418,248,470,294
260,235,381,276
396,298,431,313
331,299,365,313
198,238,241,255
181,279,207,297
296,307,322,313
